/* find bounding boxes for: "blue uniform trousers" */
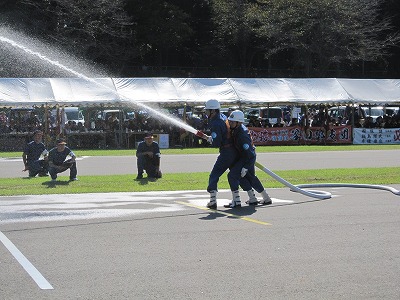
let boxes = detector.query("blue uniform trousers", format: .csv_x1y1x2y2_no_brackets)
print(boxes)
28,160,49,177
49,160,77,180
228,156,264,192
207,147,238,192
239,157,264,193
137,156,159,178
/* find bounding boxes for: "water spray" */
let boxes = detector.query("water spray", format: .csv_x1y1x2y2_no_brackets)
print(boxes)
0,33,201,134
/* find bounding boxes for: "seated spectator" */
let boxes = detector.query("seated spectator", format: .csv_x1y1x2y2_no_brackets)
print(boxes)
261,118,272,128
375,116,384,128
77,122,87,133
26,111,41,132
70,121,78,132
64,121,72,134
288,118,298,126
135,133,162,180
363,116,375,128
0,111,7,125
0,111,9,133
248,117,262,127
335,116,344,126
48,138,78,182
22,130,49,177
273,118,284,127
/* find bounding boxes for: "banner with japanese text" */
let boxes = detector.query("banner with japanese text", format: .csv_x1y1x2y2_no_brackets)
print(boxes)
249,125,352,145
353,128,400,144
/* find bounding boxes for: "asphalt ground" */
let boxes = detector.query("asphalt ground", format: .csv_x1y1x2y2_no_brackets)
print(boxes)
1,150,400,299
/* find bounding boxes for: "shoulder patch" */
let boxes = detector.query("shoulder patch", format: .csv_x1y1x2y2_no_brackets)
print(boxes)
243,143,250,150
211,132,217,139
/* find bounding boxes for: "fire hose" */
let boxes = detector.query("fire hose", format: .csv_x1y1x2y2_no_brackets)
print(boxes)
256,161,400,199
255,161,332,199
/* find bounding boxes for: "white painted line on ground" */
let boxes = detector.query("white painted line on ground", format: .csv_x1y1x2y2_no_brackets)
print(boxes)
0,231,53,290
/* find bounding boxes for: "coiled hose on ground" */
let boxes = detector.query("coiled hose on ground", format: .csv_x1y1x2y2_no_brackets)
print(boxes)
255,161,400,199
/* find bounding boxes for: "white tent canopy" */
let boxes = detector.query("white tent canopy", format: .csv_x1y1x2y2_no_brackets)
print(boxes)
1,78,400,107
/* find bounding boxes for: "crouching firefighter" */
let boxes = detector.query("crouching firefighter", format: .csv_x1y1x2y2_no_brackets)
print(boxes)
136,133,162,179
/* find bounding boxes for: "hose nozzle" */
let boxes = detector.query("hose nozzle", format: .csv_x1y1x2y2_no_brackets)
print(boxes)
195,130,208,140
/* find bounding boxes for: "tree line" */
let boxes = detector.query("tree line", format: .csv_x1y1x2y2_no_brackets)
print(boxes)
1,0,399,78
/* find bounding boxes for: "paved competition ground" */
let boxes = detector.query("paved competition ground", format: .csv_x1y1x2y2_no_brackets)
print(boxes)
1,150,400,299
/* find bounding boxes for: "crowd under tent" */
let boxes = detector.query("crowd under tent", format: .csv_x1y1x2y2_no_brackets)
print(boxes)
1,78,400,108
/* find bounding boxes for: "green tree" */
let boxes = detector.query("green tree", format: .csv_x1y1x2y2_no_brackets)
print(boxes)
10,0,138,75
210,0,267,75
259,0,400,76
210,0,399,77
125,0,194,68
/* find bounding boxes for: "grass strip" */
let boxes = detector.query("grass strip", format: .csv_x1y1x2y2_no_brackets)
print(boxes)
0,167,398,196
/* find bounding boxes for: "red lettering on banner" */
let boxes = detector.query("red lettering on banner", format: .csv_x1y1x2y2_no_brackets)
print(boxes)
249,125,352,145
394,129,400,141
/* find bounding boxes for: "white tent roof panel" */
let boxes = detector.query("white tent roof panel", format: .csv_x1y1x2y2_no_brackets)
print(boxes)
337,79,400,104
171,78,238,102
0,77,399,107
0,78,55,105
114,78,178,102
286,78,352,103
50,78,118,104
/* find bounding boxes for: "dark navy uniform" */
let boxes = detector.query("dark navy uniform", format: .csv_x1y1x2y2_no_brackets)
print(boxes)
136,140,161,178
23,140,48,177
48,146,77,180
229,124,264,193
207,113,239,192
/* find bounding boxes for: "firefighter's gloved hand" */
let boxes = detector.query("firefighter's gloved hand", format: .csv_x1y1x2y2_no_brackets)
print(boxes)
206,135,213,144
241,168,248,177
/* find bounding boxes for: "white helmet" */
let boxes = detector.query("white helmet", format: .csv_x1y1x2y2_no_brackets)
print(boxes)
228,110,245,123
205,99,221,110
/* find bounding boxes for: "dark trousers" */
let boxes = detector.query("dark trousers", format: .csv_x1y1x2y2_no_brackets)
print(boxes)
207,147,238,192
28,160,49,177
137,156,160,178
228,156,264,192
239,157,264,193
49,160,77,180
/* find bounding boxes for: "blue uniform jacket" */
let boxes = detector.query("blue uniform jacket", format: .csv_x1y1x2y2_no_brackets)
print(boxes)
208,113,233,149
24,141,46,163
48,146,75,165
232,124,256,170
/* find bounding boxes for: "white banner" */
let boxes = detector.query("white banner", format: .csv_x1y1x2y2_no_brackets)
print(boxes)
353,127,400,144
157,134,170,149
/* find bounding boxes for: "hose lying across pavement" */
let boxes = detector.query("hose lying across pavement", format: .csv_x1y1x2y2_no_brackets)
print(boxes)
255,161,400,200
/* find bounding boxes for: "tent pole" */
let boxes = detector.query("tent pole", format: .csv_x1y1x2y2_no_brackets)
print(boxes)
44,103,49,144
351,102,355,143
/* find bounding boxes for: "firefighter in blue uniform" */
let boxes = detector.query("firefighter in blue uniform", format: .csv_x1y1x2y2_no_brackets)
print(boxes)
22,130,49,177
203,99,239,209
225,110,272,207
136,133,162,179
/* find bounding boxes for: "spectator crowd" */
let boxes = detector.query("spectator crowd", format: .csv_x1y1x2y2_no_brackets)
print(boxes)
247,106,400,129
1,105,399,150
